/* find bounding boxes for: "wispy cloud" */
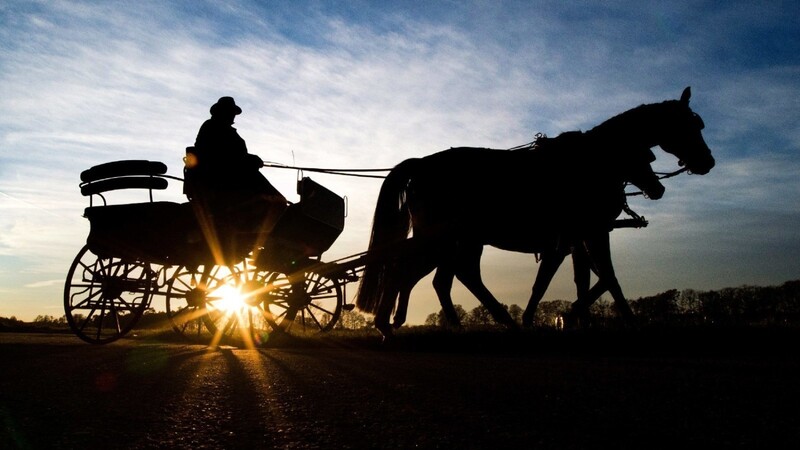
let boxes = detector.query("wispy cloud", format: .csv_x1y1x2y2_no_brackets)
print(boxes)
24,279,64,289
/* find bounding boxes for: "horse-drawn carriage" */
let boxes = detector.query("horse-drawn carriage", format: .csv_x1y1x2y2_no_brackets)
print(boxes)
64,87,715,344
64,158,364,345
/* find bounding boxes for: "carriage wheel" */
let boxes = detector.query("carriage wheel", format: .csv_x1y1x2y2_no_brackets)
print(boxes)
164,264,229,342
257,269,344,337
63,245,153,344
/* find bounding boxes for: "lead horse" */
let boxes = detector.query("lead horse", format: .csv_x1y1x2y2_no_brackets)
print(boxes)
356,87,715,338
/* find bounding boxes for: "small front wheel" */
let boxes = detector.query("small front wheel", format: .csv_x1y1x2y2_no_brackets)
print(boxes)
63,245,153,344
258,269,344,336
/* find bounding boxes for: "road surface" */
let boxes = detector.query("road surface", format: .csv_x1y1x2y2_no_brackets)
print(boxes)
1,329,798,449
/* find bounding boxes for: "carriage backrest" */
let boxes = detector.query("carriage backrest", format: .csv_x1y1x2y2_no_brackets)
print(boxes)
80,160,169,207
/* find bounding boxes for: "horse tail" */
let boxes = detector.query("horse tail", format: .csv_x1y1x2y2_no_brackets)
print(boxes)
355,158,418,315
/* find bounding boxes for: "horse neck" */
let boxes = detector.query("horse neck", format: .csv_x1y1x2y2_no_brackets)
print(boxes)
586,100,677,150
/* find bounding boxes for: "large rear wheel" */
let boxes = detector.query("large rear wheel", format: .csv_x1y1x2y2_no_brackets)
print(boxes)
64,245,153,344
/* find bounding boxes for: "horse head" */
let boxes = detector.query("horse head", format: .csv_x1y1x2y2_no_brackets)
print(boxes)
622,147,665,200
657,87,715,175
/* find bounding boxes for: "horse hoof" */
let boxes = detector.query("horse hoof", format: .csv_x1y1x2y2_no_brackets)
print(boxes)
560,313,577,330
505,321,520,331
379,333,398,350
561,310,589,330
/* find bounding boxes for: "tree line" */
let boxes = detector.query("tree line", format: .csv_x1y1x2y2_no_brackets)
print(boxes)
424,279,800,329
2,279,799,331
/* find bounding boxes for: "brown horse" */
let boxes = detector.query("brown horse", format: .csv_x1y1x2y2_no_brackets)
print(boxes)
356,87,714,338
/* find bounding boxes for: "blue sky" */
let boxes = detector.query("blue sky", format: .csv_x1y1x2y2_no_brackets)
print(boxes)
1,0,798,324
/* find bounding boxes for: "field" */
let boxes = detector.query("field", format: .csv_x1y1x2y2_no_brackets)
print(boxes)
1,327,799,449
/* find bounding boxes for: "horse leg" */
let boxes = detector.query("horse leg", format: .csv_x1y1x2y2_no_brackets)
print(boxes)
431,263,462,329
373,289,396,340
454,244,517,329
373,254,429,339
572,242,591,302
393,251,438,329
574,231,636,327
521,248,569,328
565,280,606,328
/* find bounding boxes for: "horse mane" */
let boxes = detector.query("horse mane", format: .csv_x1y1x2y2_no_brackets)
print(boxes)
587,100,681,146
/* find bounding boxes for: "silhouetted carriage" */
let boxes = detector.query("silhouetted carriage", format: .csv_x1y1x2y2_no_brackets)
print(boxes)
64,158,365,345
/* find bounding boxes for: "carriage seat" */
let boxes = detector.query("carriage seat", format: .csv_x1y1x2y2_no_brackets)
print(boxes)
80,160,212,264
83,202,206,263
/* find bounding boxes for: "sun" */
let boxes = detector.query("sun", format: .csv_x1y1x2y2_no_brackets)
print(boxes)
211,284,247,315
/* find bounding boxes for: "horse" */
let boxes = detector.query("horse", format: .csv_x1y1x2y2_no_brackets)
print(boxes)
371,137,664,335
355,87,714,338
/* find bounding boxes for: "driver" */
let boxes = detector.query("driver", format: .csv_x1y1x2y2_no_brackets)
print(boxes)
185,96,287,236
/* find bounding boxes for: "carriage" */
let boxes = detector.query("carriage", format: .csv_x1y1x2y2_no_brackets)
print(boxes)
63,157,373,345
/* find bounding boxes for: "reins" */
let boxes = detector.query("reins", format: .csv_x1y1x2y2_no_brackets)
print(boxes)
262,161,391,179
625,166,688,198
619,167,688,228
260,141,690,188
260,138,542,179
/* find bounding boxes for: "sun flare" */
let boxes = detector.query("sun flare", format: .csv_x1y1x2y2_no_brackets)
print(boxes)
211,284,247,314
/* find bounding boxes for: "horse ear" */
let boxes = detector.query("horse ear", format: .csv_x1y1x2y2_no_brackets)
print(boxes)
680,86,691,105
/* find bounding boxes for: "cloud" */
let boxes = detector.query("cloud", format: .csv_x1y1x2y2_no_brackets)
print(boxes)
24,279,64,288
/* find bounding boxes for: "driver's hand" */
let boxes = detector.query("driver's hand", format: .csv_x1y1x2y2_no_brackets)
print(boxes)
248,154,264,168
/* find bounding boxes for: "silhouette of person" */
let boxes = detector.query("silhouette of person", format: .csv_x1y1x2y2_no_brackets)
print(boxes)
186,96,287,236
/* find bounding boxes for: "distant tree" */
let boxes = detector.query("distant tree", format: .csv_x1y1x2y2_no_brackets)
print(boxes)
33,315,65,327
739,285,772,324
425,304,468,328
0,316,25,328
507,304,523,324
33,315,53,324
136,310,170,329
631,289,679,324
465,305,493,326
588,297,615,326
336,310,369,330
777,280,800,322
678,289,701,315
536,300,572,327
698,289,726,325
424,312,438,326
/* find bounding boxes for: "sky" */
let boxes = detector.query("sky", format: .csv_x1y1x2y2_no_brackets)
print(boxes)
1,0,798,324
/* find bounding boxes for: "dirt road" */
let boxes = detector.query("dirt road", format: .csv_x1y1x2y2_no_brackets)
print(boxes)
1,329,799,449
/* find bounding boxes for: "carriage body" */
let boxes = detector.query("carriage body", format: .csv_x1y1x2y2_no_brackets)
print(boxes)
64,159,349,345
